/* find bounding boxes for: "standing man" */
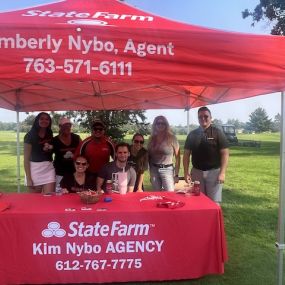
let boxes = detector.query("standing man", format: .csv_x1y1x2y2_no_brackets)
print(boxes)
97,142,136,193
75,119,115,178
183,106,229,203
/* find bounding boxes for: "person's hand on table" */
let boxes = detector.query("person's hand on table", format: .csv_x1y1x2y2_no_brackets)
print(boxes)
61,188,69,194
184,173,191,184
174,175,179,184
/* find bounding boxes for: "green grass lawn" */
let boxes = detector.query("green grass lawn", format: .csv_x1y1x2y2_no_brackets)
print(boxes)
0,131,282,284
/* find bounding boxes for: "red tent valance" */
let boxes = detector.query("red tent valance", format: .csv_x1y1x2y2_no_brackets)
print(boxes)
0,0,284,111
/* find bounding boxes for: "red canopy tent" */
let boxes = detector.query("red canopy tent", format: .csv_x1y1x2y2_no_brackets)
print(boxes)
0,0,284,112
1,1,285,284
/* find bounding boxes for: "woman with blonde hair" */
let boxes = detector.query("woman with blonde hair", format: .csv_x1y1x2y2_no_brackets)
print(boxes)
148,115,180,191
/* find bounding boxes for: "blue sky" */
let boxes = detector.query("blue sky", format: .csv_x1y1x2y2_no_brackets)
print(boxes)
0,0,281,125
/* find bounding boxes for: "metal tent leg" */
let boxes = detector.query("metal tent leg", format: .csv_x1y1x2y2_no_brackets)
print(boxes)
277,91,285,285
16,111,21,193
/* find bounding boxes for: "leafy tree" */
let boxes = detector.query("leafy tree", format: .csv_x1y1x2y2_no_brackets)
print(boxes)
17,112,89,134
172,125,187,135
50,112,62,132
246,107,272,132
242,1,285,35
226,119,245,129
64,110,149,142
272,113,281,132
212,118,223,126
19,112,61,133
0,122,17,131
172,124,198,135
19,114,36,132
22,114,36,126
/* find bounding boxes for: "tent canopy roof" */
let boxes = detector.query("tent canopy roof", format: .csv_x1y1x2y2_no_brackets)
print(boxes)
0,0,284,111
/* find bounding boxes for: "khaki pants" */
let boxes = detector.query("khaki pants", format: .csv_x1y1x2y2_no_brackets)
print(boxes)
191,167,222,203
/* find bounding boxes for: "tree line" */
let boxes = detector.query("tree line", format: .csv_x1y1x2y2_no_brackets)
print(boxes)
0,107,281,136
0,110,150,141
214,107,281,133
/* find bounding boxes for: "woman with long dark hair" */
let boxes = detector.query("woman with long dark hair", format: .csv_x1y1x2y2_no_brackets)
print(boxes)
24,112,55,193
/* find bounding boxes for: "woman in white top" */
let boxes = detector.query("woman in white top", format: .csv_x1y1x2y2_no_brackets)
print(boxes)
148,115,180,191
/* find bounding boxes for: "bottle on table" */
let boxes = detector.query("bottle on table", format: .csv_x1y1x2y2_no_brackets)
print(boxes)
193,181,200,196
106,180,113,194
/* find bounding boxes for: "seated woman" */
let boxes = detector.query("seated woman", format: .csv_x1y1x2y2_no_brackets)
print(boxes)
60,155,96,193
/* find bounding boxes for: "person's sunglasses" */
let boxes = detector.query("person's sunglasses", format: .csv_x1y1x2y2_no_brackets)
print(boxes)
134,140,144,144
75,161,87,166
93,127,104,131
198,115,209,120
156,122,166,126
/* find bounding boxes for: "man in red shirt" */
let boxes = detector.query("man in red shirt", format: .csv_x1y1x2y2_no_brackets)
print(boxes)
75,119,115,178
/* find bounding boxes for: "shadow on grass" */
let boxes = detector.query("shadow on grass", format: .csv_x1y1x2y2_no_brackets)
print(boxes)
222,187,278,235
230,141,280,157
0,141,23,156
219,187,279,285
223,185,277,204
0,167,24,193
0,167,12,174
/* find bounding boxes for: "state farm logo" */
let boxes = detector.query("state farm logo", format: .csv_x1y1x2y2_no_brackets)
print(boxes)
42,222,66,238
21,10,154,26
40,220,151,239
67,19,113,26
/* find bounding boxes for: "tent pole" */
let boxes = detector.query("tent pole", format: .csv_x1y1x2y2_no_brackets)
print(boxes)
16,111,21,193
186,108,190,134
277,91,285,285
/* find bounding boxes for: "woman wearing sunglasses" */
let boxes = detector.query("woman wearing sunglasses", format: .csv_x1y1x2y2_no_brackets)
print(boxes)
128,133,148,192
60,155,96,193
148,116,180,191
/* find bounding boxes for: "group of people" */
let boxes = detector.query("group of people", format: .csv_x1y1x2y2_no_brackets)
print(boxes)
23,106,229,203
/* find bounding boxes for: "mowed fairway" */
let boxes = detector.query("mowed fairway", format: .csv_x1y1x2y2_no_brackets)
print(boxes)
0,130,281,285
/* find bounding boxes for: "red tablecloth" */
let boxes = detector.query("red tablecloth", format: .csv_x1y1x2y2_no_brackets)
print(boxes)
0,192,227,284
